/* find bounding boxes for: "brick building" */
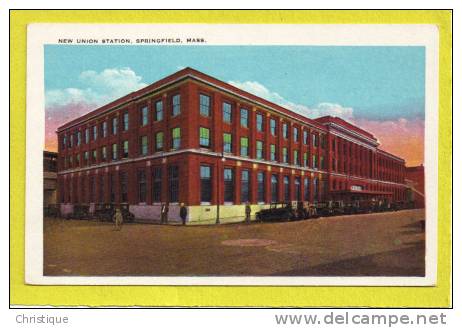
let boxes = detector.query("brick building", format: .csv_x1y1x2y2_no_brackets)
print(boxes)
405,165,425,208
43,151,58,207
56,68,407,224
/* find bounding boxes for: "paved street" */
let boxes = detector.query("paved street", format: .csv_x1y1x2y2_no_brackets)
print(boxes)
44,209,425,276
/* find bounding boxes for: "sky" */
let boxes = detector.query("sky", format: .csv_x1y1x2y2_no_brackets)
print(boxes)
45,45,425,166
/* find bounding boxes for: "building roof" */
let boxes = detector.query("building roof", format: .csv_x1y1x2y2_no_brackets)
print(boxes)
315,116,376,140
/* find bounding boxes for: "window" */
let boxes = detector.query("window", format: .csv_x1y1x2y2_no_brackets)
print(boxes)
312,154,318,169
270,119,276,136
93,125,98,140
98,175,104,203
223,133,232,153
270,144,276,161
122,140,129,158
84,151,89,165
320,156,325,169
155,100,163,121
256,113,263,132
240,137,249,156
223,102,232,123
240,108,248,127
304,178,310,201
293,150,299,165
293,127,299,142
199,127,210,148
112,143,118,160
140,135,148,155
257,172,265,203
282,123,288,139
224,168,235,203
140,106,149,126
295,177,301,201
200,165,212,203
70,134,74,147
320,134,326,149
101,146,107,161
62,135,67,149
284,176,290,201
241,170,250,203
75,154,80,166
171,128,181,149
102,122,107,138
303,130,308,144
112,117,118,135
199,94,211,116
256,141,264,159
120,171,128,203
109,173,115,203
85,128,89,144
155,131,164,151
92,149,97,163
303,152,308,167
271,174,278,203
77,131,81,146
313,178,319,201
89,176,95,203
168,165,179,202
312,133,319,147
138,169,147,203
69,156,73,167
123,111,129,131
172,94,181,116
282,147,288,163
152,167,162,203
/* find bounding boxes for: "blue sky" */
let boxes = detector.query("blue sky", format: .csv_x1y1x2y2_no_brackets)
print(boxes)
45,45,425,121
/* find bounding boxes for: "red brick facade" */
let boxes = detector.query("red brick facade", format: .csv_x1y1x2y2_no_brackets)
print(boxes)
56,68,407,216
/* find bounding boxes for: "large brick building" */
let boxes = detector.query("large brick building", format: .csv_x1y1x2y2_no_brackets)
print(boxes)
56,68,407,224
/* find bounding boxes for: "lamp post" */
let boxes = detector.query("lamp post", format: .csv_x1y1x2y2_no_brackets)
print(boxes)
216,153,225,224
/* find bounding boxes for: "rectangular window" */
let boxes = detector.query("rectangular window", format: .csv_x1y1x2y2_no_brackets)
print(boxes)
85,128,89,144
92,149,97,163
138,169,147,203
155,100,163,121
293,127,299,142
256,140,264,160
168,165,179,202
109,173,115,203
102,122,107,138
140,135,148,156
295,177,301,201
224,168,234,203
140,106,149,126
98,175,104,203
112,143,118,160
93,125,98,140
270,144,276,161
199,94,211,116
63,135,67,149
320,134,326,149
320,156,325,169
122,140,129,158
199,127,210,148
270,119,276,136
284,176,290,201
282,123,288,139
241,170,250,203
223,133,232,153
240,137,249,156
120,171,128,203
282,147,288,163
293,150,299,166
304,178,310,201
312,155,318,169
303,152,308,167
223,102,232,123
89,176,95,203
84,151,89,165
77,131,81,146
172,94,181,116
152,167,162,203
155,131,164,151
271,174,278,203
256,113,263,132
312,133,319,147
303,130,308,144
123,111,129,131
70,134,73,147
257,172,265,203
75,154,80,166
313,178,319,201
240,108,248,127
101,146,107,161
112,117,118,135
171,127,181,149
200,165,212,203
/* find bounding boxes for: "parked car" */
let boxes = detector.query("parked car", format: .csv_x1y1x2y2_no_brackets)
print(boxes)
256,202,295,222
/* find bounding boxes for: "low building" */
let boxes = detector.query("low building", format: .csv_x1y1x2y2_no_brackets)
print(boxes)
56,68,407,224
44,151,58,207
405,165,425,208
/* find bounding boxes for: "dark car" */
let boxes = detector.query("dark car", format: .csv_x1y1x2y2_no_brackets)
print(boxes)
256,202,295,222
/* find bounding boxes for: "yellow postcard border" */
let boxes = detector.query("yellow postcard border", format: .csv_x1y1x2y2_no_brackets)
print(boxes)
10,10,452,307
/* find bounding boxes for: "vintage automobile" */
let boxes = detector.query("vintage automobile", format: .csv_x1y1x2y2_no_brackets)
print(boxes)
94,203,135,222
256,202,296,222
70,204,90,219
43,204,59,218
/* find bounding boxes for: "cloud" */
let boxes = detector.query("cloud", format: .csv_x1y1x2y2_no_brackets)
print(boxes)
228,80,354,121
46,67,148,107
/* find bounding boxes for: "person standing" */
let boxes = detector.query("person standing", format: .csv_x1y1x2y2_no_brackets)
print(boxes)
114,206,123,231
161,203,169,224
245,202,251,224
180,203,187,225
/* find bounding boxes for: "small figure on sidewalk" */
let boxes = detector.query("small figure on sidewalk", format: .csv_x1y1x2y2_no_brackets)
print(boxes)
245,202,251,224
161,202,169,224
114,206,123,231
180,203,187,226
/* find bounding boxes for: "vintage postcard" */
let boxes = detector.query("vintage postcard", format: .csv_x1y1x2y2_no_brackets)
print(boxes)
25,23,438,286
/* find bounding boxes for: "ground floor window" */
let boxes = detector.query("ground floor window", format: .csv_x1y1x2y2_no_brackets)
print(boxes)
200,165,212,203
138,169,147,203
241,169,250,203
304,177,310,201
109,173,115,203
120,172,128,203
224,168,234,203
313,178,319,201
152,167,162,202
168,165,179,202
295,177,301,201
257,171,265,203
98,175,104,203
284,176,290,201
271,174,278,202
